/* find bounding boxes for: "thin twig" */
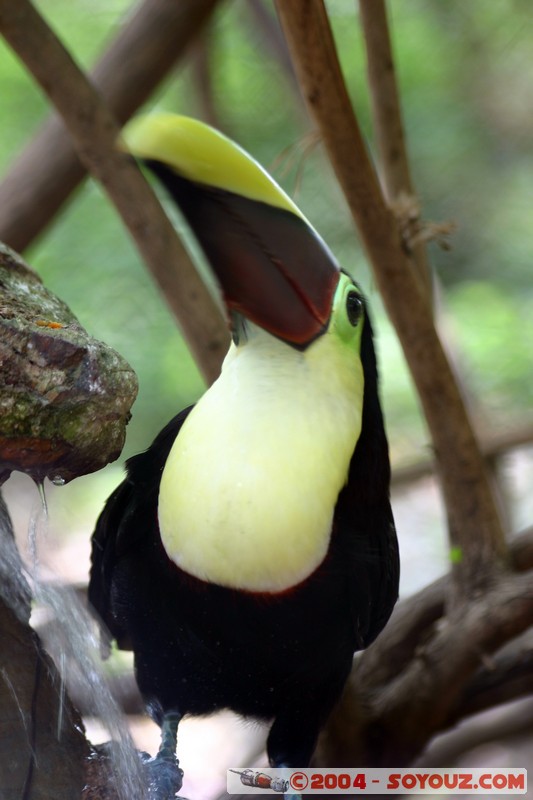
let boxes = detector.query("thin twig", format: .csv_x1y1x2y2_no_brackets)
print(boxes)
274,0,507,596
358,0,432,295
359,0,412,202
0,0,228,385
0,0,220,252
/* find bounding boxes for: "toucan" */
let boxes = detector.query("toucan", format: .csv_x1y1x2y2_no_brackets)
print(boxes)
89,114,399,792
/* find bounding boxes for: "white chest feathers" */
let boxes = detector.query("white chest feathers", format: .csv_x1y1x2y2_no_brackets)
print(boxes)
158,330,364,592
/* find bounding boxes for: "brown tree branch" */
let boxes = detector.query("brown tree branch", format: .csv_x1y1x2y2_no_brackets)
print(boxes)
358,0,432,295
416,696,533,769
316,526,533,766
510,527,533,571
0,0,221,252
356,527,533,692
358,0,412,203
358,0,517,532
274,0,507,597
0,0,229,386
450,630,533,723
318,568,533,767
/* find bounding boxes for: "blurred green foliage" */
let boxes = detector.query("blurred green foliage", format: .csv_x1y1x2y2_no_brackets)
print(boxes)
1,0,532,472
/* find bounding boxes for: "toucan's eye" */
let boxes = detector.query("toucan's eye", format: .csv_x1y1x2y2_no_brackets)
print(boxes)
346,291,363,326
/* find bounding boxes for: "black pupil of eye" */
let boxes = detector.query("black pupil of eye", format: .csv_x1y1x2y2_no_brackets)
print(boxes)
346,291,363,326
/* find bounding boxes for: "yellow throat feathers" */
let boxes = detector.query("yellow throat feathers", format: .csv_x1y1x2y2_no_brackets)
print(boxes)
158,319,364,593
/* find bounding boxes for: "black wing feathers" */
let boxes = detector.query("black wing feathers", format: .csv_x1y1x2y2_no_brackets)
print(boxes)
88,407,193,644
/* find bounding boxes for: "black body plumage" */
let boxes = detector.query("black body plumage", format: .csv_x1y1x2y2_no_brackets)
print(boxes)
89,315,399,768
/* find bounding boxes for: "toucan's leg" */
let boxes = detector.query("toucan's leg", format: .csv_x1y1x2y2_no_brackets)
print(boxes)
266,711,317,800
157,711,181,761
267,705,320,770
142,711,184,799
276,766,302,800
266,693,339,800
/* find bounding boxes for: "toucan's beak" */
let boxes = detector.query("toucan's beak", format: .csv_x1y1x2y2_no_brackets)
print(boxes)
123,114,340,348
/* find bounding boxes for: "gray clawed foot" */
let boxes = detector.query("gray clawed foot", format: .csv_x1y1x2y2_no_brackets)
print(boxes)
141,751,184,800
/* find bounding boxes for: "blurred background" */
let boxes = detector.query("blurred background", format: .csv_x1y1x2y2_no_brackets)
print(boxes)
1,1,533,797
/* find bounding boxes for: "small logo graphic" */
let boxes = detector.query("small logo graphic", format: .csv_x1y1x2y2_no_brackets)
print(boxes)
229,769,289,793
